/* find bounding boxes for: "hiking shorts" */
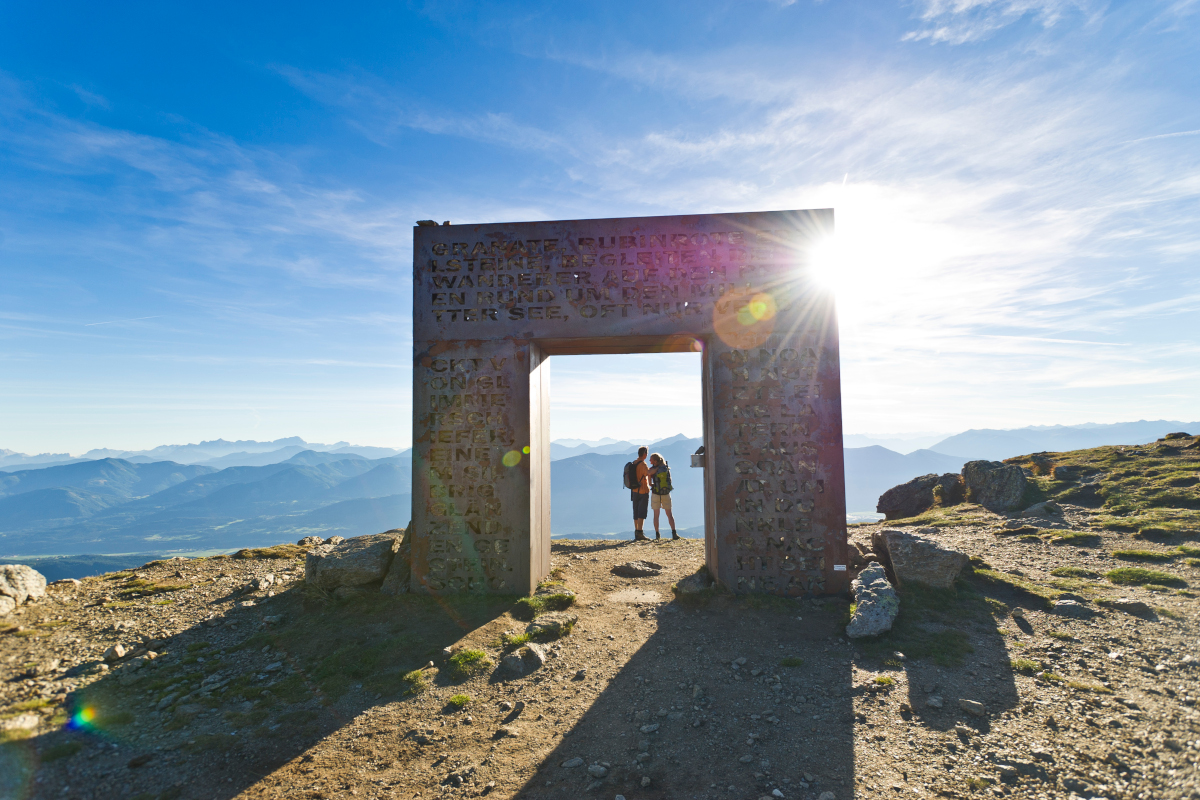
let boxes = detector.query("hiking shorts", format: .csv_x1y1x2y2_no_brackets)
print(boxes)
651,493,672,511
632,492,649,520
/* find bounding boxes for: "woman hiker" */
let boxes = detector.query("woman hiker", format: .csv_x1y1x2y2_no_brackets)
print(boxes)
647,452,679,540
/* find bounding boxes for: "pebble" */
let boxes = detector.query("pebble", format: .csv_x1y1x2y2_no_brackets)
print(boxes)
958,699,985,717
561,757,584,768
587,764,607,778
641,776,651,787
639,723,660,733
818,792,836,800
739,754,754,763
926,696,944,708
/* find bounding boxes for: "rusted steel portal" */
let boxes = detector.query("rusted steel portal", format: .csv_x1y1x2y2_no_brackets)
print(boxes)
410,210,847,596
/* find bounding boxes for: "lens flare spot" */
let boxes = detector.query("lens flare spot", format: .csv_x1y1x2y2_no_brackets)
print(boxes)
737,293,776,325
68,704,97,731
522,446,530,454
502,450,522,467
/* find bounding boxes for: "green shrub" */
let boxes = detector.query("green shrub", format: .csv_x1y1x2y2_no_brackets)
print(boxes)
873,675,895,686
1046,630,1073,640
1185,559,1200,568
233,544,308,559
502,632,531,648
448,694,471,708
1046,531,1101,547
402,670,429,694
1010,658,1040,674
1176,545,1200,556
1050,566,1100,578
1113,549,1177,562
513,591,576,620
780,657,804,668
445,649,491,681
1067,681,1112,694
1105,567,1186,587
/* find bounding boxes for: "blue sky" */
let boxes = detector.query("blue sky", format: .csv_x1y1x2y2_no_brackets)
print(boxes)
1,0,1198,454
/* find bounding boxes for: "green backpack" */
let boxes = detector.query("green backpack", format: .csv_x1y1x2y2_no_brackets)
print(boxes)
651,461,673,495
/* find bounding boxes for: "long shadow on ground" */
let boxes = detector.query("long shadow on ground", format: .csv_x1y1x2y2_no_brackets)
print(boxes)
8,574,515,800
514,593,856,800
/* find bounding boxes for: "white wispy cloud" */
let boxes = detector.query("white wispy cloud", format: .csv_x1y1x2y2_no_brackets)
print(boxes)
274,18,1200,434
903,0,1094,44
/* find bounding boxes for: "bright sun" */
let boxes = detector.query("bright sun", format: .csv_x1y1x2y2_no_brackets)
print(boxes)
807,234,849,295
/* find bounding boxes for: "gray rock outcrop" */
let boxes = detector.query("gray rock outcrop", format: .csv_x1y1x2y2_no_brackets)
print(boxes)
526,612,578,639
380,530,411,595
846,563,898,638
872,530,967,589
501,643,548,677
1099,597,1153,616
674,570,713,595
876,473,964,520
962,460,1027,511
305,532,402,590
612,561,663,578
0,565,47,615
1019,500,1062,518
1052,599,1091,618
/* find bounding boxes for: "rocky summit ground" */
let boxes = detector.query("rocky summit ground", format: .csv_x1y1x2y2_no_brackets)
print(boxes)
2,436,1199,800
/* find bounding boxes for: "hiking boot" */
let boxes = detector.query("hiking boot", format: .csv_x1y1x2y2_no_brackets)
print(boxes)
655,532,661,540
634,532,649,541
671,530,680,540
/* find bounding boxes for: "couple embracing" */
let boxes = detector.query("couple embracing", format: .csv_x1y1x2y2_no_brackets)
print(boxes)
624,446,678,541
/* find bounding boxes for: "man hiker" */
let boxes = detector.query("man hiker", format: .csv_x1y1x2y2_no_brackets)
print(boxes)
630,446,651,541
648,452,679,540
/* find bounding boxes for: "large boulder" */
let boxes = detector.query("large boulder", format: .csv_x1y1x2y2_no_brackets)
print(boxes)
305,532,401,590
876,473,964,520
0,565,47,613
845,563,898,638
872,530,967,589
962,461,1027,511
379,529,411,595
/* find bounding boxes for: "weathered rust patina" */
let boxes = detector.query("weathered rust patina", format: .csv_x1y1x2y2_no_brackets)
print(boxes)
411,210,847,596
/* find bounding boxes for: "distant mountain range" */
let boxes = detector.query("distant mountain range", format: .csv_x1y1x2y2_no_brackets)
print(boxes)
925,420,1200,461
5,419,1197,574
549,433,695,461
0,438,408,472
551,436,705,535
0,450,412,558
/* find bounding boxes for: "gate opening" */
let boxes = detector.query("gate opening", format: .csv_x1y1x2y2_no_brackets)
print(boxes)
546,350,704,542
